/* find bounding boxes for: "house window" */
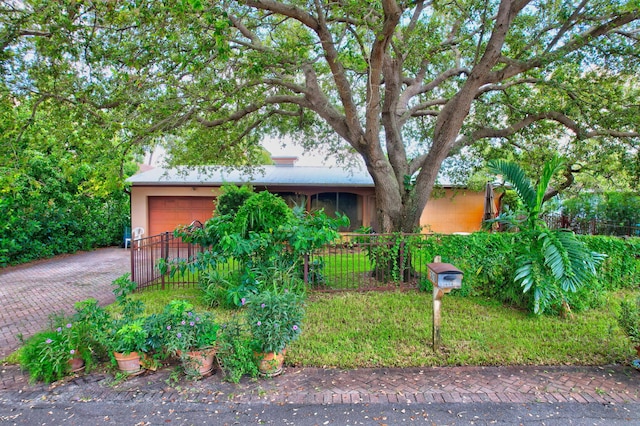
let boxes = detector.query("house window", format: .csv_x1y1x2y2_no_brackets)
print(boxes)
311,192,362,231
274,192,307,209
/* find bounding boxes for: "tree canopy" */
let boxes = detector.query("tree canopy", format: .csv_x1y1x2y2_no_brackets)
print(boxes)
0,93,135,265
2,0,639,232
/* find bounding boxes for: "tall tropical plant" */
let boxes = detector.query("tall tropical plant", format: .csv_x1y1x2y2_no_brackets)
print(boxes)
489,156,605,315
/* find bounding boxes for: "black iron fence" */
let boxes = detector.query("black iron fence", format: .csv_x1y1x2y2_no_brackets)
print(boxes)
130,231,210,291
305,234,432,291
131,223,639,292
544,215,640,237
131,233,435,291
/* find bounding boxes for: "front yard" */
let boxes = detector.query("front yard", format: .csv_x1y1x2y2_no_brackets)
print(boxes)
128,287,635,369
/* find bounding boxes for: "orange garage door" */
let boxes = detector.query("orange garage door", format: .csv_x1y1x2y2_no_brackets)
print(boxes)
148,196,216,236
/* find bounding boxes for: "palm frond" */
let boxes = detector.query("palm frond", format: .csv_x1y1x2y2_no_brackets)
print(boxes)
539,231,571,282
488,159,537,214
515,260,534,292
555,231,605,292
534,155,565,215
490,156,607,316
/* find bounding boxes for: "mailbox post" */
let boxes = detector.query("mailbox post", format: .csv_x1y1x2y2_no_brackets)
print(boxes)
427,256,463,351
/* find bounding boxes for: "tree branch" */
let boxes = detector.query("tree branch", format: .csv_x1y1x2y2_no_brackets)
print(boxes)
398,68,469,121
366,0,402,147
543,0,589,54
401,98,447,123
543,165,577,202
476,78,541,95
196,95,308,127
464,111,639,146
228,15,266,51
242,0,319,30
492,10,640,83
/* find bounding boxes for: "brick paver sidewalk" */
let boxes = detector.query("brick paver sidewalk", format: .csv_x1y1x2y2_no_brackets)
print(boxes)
0,248,128,359
1,363,638,406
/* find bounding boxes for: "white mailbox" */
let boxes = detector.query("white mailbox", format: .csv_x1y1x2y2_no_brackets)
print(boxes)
427,262,463,289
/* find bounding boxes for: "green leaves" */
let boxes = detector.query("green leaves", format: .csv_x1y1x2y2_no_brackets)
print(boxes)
174,187,346,289
489,159,537,214
489,155,565,225
2,0,638,240
245,288,305,354
617,295,640,345
489,156,605,315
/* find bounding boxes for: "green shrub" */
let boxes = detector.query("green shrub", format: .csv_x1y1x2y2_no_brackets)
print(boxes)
0,151,131,266
199,270,235,308
214,184,255,217
417,233,639,314
216,317,260,383
233,191,293,238
583,236,640,291
561,192,640,236
617,295,640,347
19,331,73,384
246,288,305,354
19,312,96,383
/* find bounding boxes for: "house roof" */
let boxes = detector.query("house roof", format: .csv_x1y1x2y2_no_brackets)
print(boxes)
127,165,375,187
127,165,456,187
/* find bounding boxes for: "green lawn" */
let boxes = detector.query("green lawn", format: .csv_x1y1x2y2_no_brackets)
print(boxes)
287,291,634,367
128,288,635,368
5,287,634,369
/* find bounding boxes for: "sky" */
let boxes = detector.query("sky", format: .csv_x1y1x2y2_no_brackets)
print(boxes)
261,137,338,167
145,138,343,168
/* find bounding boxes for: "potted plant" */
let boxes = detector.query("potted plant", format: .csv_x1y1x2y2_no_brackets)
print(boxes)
215,317,260,383
72,298,111,364
159,300,220,378
618,295,640,358
245,289,305,377
93,274,150,375
18,315,93,383
54,319,90,373
105,318,149,375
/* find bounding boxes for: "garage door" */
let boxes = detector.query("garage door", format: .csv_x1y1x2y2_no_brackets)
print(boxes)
148,196,216,236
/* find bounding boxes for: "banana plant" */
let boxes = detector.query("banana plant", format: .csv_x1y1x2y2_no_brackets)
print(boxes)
488,156,605,315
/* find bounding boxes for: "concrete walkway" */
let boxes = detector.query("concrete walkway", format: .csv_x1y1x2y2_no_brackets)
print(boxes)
0,249,638,415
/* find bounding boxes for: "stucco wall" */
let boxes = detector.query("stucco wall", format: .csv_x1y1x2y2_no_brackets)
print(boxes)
130,185,489,236
419,189,486,234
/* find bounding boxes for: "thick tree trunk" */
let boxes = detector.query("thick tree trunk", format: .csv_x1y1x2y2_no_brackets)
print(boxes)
367,169,427,234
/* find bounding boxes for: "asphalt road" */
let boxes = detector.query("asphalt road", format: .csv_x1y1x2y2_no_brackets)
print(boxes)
1,399,639,425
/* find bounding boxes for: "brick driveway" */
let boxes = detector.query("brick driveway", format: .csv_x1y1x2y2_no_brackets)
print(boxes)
0,248,129,359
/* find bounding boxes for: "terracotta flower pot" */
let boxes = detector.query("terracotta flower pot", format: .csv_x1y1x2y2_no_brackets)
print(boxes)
635,345,640,358
255,349,286,377
67,356,85,373
179,348,217,377
113,351,144,375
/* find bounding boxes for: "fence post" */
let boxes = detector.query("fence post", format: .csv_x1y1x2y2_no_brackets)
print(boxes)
130,242,136,287
303,254,309,285
399,235,405,281
432,255,442,351
161,232,170,290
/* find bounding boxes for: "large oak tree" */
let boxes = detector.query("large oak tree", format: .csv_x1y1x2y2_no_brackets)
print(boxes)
2,0,639,232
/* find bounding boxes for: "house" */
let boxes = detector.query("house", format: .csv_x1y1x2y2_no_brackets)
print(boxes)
127,159,490,236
